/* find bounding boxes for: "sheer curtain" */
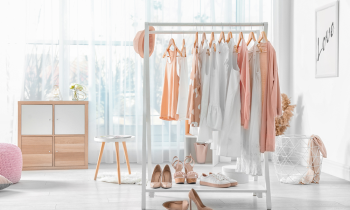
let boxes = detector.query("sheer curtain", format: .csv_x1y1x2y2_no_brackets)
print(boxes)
1,0,273,164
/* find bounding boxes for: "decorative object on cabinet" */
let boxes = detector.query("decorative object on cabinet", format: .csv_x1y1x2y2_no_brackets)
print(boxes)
18,101,88,170
0,175,12,190
275,93,296,136
94,135,134,184
273,135,325,185
315,1,339,78
69,83,87,101
184,135,218,166
47,85,62,101
0,143,22,183
194,143,209,164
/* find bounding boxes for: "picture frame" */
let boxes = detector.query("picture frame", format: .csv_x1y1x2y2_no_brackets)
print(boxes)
315,1,339,78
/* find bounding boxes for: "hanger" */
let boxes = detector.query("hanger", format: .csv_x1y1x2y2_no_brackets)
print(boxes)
181,37,186,57
258,31,268,43
218,31,225,44
201,32,206,46
194,31,198,53
234,32,244,53
209,31,216,52
246,31,256,46
226,31,233,43
162,38,182,58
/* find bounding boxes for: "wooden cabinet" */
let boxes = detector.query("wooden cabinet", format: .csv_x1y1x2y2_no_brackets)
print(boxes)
18,101,88,170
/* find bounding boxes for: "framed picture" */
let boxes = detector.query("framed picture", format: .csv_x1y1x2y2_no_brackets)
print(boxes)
315,1,339,78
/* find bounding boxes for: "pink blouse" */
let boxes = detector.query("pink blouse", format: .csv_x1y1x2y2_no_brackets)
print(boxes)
237,39,251,129
260,41,282,152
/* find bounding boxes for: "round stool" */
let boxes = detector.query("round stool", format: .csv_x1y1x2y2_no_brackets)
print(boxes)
0,143,22,183
94,136,135,184
222,165,249,184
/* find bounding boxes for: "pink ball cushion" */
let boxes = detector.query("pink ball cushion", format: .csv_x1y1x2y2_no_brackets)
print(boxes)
0,143,22,183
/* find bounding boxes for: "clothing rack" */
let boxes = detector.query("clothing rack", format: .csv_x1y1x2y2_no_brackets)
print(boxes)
142,22,271,210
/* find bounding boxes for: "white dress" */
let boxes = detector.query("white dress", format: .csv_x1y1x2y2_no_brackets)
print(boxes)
217,39,241,158
236,42,262,176
216,41,229,118
198,40,212,142
177,46,189,120
207,40,225,131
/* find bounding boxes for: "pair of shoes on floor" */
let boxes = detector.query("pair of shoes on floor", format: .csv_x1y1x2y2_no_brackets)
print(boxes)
163,188,212,210
172,155,198,184
150,164,172,189
199,172,238,188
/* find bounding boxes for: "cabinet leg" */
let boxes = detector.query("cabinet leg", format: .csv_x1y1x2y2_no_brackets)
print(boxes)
115,142,121,185
122,142,131,174
94,142,105,180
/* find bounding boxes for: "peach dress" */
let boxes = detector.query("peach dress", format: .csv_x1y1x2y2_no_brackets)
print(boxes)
260,41,282,152
160,50,179,121
186,45,201,127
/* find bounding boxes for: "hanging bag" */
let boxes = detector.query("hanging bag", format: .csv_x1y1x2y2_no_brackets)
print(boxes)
194,143,209,164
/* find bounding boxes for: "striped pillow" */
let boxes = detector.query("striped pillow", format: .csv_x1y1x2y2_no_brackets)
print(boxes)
0,175,12,190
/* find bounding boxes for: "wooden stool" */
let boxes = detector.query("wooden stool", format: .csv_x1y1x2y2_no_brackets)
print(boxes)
94,136,135,184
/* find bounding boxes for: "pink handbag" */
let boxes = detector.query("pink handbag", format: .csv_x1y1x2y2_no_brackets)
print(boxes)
194,143,209,164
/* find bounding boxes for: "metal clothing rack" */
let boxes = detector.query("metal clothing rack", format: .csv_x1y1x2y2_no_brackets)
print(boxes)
142,22,272,210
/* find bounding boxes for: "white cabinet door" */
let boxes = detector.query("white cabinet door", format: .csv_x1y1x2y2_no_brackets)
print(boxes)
55,105,85,134
22,105,53,135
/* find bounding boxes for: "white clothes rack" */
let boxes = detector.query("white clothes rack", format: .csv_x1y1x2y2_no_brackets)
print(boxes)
142,22,272,210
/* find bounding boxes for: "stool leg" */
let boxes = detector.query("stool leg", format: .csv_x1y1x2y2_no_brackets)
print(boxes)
122,142,131,174
94,142,105,180
115,142,121,185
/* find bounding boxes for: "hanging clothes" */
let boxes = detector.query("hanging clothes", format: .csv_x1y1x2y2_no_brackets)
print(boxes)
207,40,222,131
237,42,262,176
160,49,179,121
186,44,201,127
260,41,282,152
237,38,251,129
216,41,229,118
217,39,241,158
198,39,212,142
177,45,189,120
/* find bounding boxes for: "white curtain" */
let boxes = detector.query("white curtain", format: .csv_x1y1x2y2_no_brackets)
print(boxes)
0,0,274,164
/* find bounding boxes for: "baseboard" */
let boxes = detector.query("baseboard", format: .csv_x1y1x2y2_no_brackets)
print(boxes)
322,159,350,181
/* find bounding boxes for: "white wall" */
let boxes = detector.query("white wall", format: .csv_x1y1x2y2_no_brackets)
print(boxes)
291,0,350,180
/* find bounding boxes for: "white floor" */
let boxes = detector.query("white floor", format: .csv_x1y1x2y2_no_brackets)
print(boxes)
1,162,350,210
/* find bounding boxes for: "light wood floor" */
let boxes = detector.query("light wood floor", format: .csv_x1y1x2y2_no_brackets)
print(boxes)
1,162,350,210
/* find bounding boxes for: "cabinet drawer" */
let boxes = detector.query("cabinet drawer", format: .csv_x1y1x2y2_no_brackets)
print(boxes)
22,137,53,167
55,137,85,166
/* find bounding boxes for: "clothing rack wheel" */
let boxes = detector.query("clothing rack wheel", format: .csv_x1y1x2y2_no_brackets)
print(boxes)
142,22,271,210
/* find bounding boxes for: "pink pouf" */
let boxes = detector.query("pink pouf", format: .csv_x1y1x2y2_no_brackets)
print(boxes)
0,143,22,183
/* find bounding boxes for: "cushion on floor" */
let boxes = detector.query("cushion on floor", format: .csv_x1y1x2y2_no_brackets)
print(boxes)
0,143,23,183
0,175,12,190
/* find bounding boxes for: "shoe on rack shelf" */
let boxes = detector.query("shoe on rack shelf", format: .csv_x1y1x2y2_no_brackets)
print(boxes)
150,164,161,188
162,164,172,188
172,156,186,184
210,172,238,187
199,173,231,188
184,155,198,184
162,200,189,210
188,188,212,210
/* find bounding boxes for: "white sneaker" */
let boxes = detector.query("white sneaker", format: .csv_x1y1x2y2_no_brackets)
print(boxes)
199,173,231,188
210,172,238,187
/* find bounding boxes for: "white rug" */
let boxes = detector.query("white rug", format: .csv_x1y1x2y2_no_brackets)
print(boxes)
97,172,145,185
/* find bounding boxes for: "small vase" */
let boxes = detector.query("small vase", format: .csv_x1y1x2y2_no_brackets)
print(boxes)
72,90,78,101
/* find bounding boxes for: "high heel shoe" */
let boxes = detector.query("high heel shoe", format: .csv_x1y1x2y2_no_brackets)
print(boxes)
172,156,186,184
150,164,161,188
162,200,189,210
184,155,198,184
188,189,212,210
161,164,172,188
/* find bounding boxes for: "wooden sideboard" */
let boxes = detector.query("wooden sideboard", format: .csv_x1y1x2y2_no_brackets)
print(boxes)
18,101,88,170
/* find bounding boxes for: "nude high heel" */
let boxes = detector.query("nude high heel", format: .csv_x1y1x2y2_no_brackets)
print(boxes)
184,155,198,184
172,156,186,184
188,189,212,210
162,200,189,210
150,164,161,188
161,164,172,189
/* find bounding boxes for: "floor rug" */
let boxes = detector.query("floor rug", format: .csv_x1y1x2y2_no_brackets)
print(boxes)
97,172,145,185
